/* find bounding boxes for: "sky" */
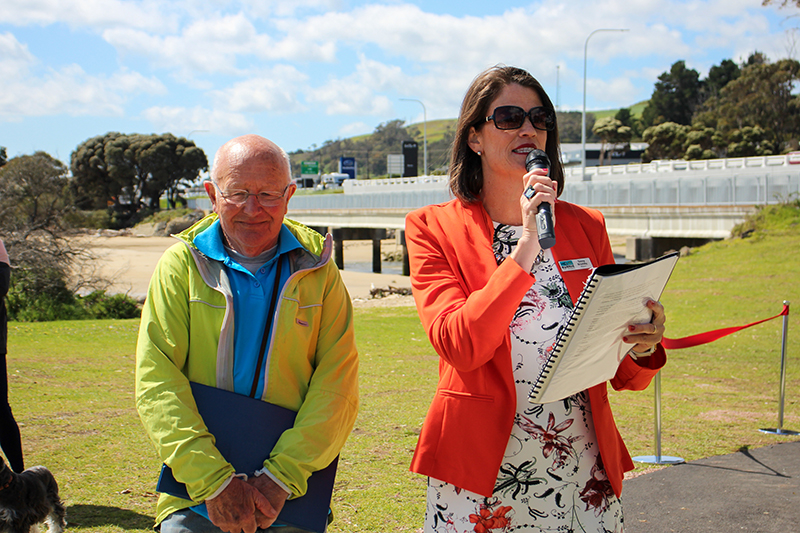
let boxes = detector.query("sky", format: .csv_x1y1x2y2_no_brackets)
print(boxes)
1,0,797,170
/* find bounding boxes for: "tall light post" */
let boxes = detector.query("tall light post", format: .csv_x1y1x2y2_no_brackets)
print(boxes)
400,98,427,176
582,28,628,181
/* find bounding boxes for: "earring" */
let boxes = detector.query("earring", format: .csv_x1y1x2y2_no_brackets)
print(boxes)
477,151,482,156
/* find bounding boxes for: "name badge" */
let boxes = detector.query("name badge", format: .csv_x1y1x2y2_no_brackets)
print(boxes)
558,258,593,272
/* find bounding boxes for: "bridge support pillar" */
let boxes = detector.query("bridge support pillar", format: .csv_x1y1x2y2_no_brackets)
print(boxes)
330,227,387,273
626,237,654,262
627,236,717,261
372,234,382,273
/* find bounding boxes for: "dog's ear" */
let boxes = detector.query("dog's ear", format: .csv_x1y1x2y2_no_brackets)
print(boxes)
0,457,12,489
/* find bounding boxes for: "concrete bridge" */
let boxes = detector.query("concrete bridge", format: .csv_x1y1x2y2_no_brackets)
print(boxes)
188,154,800,272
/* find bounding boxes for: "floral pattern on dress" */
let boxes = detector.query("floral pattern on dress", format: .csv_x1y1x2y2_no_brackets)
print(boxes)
424,223,623,533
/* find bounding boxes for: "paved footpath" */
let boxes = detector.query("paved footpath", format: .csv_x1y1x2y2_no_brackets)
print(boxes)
623,440,800,532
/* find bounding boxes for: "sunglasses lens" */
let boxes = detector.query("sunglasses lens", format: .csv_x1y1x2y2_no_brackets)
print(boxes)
531,108,554,131
494,106,525,129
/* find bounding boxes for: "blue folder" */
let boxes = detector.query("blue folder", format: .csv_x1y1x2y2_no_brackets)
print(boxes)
156,382,338,533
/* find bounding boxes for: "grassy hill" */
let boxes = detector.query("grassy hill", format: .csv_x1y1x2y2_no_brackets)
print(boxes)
297,102,650,177
591,100,648,122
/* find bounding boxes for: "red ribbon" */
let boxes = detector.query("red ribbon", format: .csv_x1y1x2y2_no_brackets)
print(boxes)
662,304,790,350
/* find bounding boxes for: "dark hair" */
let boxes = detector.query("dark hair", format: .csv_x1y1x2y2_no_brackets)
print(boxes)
449,65,564,203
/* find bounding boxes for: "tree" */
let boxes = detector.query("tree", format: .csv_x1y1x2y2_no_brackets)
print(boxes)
0,152,70,236
71,132,208,215
614,108,641,138
726,126,771,157
641,61,702,128
69,132,126,210
0,153,96,315
684,126,722,160
556,111,597,143
0,147,7,168
762,0,800,6
144,134,209,208
592,117,632,165
707,58,800,154
1,151,140,321
641,122,690,162
703,59,741,100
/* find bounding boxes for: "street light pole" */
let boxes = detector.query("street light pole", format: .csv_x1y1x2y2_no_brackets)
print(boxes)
582,28,628,181
400,98,427,176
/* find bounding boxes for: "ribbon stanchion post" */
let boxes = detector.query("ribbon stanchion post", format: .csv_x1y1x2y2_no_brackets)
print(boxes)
632,372,684,465
635,301,793,463
760,301,798,436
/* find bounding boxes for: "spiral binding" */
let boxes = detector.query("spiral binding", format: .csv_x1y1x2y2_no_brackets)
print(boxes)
530,273,601,397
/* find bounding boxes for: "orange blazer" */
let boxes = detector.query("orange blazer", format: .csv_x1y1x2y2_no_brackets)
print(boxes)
405,198,666,498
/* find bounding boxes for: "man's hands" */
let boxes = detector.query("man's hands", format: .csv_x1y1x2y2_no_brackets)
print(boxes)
206,474,288,533
248,474,290,526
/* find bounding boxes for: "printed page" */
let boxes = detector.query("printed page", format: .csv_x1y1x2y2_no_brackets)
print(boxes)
530,252,679,403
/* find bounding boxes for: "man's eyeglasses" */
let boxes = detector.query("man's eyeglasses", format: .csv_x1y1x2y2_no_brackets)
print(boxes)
484,105,556,131
210,180,291,207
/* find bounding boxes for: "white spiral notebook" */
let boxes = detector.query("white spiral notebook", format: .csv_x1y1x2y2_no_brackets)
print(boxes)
528,252,679,404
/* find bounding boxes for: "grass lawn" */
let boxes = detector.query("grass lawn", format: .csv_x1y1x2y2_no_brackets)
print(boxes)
5,216,799,532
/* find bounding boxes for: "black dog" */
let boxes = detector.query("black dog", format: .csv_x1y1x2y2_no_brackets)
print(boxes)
0,456,65,533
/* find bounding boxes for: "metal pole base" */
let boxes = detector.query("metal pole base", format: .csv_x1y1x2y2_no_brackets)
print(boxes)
759,428,800,436
632,455,684,465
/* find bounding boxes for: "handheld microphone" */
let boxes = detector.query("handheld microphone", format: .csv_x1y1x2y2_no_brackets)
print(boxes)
525,149,556,249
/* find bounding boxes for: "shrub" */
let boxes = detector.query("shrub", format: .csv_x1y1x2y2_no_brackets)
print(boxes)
7,269,141,322
63,209,113,229
6,267,85,322
79,291,141,319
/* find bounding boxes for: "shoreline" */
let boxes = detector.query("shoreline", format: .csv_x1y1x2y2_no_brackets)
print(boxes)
83,234,414,306
80,231,628,308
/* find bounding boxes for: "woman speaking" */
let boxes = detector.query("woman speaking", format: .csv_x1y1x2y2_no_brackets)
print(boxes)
405,65,667,532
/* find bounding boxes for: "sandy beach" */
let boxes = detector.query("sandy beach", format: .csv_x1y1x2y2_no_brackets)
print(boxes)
82,228,627,308
83,231,415,307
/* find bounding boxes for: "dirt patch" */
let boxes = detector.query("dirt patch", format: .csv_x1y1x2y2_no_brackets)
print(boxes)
698,410,762,423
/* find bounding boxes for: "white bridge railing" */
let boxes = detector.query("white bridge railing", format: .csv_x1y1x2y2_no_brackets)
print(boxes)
562,173,800,207
187,156,800,212
564,153,800,180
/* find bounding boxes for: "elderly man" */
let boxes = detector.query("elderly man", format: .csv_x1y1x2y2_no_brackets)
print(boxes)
135,134,359,533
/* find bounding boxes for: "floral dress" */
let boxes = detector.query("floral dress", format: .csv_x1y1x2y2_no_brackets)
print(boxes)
424,223,623,533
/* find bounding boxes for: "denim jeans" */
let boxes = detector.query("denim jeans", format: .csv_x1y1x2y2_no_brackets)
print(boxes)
159,509,319,533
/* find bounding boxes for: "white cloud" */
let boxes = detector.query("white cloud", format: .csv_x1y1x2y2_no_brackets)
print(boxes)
0,0,792,158
0,0,175,31
238,0,344,18
0,55,165,120
0,32,35,79
338,121,371,137
211,65,309,113
306,55,402,115
103,10,341,77
104,14,274,76
142,105,253,137
586,75,641,106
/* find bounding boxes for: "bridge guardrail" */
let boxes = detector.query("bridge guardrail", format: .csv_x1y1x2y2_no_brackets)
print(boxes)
564,154,799,180
187,157,799,212
561,173,800,207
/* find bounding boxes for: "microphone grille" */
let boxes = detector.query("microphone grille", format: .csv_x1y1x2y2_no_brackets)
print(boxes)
525,149,550,172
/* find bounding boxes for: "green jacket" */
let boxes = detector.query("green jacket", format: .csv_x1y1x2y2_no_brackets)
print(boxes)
135,214,359,525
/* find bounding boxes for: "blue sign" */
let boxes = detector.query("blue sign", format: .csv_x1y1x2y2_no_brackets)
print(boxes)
339,157,357,180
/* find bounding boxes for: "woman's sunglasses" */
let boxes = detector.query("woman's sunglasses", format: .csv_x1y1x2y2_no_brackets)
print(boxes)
484,105,556,131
